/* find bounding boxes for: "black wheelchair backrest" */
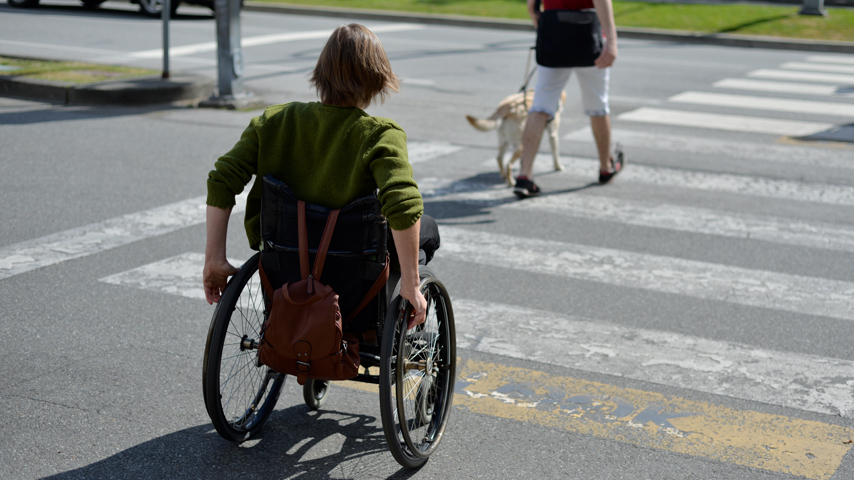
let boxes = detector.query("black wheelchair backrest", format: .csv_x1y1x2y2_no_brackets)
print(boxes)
259,175,389,333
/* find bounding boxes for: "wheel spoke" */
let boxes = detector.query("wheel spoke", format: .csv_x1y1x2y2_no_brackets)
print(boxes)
204,256,283,441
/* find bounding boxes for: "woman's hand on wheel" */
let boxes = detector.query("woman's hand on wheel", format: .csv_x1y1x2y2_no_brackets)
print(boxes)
204,205,237,305
401,284,427,329
204,258,239,305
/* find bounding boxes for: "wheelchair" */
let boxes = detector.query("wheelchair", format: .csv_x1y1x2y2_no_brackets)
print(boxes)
201,176,456,468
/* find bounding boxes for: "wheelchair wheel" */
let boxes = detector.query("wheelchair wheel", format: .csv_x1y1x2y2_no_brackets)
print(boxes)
203,252,285,442
379,267,456,468
303,379,330,410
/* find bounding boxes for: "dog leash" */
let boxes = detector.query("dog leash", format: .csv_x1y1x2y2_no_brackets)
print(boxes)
520,46,537,111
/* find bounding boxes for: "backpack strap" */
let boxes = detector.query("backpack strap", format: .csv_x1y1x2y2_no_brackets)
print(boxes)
311,208,340,281
292,198,383,322
345,253,390,323
296,200,340,294
259,258,274,299
297,200,310,279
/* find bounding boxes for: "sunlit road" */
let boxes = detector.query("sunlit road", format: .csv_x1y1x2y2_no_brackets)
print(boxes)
2,2,854,478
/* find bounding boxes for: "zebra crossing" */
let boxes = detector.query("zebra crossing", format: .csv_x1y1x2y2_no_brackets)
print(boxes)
25,134,844,426
617,54,854,138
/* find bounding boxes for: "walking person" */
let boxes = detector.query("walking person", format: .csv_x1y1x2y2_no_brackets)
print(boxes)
514,0,624,199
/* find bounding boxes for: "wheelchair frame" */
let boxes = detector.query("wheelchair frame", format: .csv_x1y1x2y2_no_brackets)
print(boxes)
201,251,456,468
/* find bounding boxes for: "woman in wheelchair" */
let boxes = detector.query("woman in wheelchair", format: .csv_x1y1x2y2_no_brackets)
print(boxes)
203,23,427,325
199,24,455,468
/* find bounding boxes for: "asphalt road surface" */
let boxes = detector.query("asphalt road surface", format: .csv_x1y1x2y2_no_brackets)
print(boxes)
2,1,854,479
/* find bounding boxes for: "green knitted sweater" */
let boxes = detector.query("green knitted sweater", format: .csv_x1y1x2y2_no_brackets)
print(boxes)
206,102,423,249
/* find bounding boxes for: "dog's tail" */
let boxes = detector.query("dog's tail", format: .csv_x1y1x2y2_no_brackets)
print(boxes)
465,115,499,131
466,103,512,132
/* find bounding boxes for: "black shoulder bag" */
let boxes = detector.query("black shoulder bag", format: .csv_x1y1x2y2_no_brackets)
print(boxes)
535,9,603,68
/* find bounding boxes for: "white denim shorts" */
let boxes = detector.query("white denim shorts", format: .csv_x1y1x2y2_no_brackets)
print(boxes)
530,64,610,119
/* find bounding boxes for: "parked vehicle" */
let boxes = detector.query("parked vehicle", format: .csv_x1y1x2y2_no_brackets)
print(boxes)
6,0,214,17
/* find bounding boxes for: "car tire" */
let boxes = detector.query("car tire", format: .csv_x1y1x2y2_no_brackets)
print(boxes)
80,0,107,8
138,0,180,17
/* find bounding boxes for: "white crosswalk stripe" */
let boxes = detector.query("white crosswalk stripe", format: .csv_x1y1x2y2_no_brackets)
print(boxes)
0,191,248,280
781,61,854,75
435,185,854,253
748,69,854,84
563,127,854,169
712,78,854,98
439,227,854,322
669,91,854,117
407,141,464,164
806,55,854,65
617,108,832,136
452,299,854,417
620,55,853,138
121,24,424,60
100,252,210,300
99,252,244,301
437,153,854,206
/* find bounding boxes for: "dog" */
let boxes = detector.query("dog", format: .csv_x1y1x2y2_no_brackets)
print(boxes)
466,90,565,186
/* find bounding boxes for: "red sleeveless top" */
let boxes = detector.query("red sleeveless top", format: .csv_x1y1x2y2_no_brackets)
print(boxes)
543,0,595,10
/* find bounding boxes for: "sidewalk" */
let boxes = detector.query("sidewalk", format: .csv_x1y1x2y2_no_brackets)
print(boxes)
1,2,852,106
0,73,213,106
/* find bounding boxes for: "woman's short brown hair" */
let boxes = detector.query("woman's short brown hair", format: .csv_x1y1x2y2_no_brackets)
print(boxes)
309,24,400,109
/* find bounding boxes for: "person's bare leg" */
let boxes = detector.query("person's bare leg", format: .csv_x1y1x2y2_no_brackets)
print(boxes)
519,111,550,179
590,114,612,171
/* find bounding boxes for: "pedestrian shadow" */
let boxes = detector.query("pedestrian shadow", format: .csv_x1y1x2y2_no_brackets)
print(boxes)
424,171,511,223
424,170,598,222
43,406,419,480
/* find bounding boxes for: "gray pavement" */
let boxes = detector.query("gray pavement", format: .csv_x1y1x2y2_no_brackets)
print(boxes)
2,4,854,480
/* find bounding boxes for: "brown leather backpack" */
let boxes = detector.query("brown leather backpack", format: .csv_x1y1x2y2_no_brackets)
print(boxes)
258,200,388,385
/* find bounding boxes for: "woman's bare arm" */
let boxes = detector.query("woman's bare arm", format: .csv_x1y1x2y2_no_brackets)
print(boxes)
592,0,618,69
391,218,427,328
203,205,239,305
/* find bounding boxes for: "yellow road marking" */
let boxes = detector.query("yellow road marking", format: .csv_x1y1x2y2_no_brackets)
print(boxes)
332,359,853,478
455,360,853,480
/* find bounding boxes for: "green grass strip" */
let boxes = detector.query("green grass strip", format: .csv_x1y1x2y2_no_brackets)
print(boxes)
613,3,854,42
0,56,156,84
252,0,854,42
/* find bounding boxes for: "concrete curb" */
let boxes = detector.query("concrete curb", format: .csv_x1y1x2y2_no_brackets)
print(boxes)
243,2,854,54
0,73,214,106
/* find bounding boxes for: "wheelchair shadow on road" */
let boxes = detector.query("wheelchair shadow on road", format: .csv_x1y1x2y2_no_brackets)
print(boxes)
44,405,422,480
